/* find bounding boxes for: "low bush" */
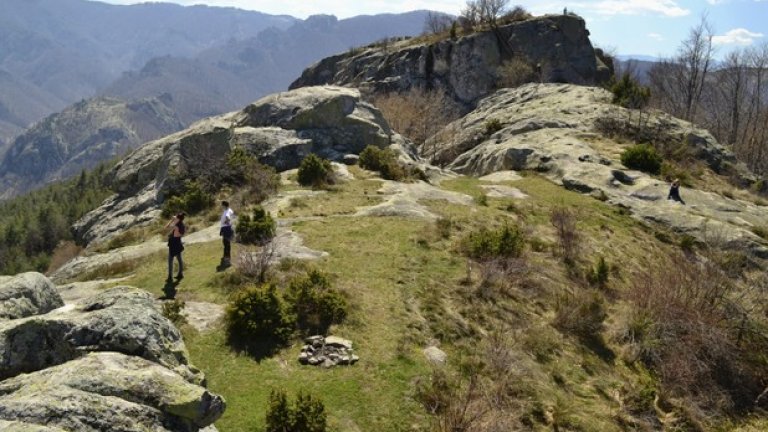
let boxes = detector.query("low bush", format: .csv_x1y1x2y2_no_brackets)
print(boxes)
225,284,295,354
484,118,503,135
359,145,407,181
554,290,607,342
285,270,348,335
586,256,610,288
237,205,276,245
266,389,327,432
610,73,650,110
224,147,279,204
298,154,336,188
462,224,525,261
621,144,662,175
496,57,537,89
162,180,214,217
161,299,187,327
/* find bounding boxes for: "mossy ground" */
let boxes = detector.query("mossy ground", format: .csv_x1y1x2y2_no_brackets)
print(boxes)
75,172,761,431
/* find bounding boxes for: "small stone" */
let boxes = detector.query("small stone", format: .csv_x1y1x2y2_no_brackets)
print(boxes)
308,357,320,366
325,336,353,350
338,356,351,365
298,353,309,364
350,355,360,364
423,346,448,365
342,154,360,165
322,358,336,368
305,335,323,344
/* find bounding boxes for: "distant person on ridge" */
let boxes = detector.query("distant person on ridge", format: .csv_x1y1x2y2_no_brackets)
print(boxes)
667,179,685,205
165,212,186,283
219,201,235,269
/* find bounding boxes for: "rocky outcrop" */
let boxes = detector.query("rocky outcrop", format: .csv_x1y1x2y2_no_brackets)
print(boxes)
290,14,611,109
0,273,63,320
0,96,184,200
74,86,408,245
430,83,768,257
0,274,224,431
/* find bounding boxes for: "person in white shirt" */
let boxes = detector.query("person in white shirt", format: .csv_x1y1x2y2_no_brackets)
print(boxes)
219,200,235,267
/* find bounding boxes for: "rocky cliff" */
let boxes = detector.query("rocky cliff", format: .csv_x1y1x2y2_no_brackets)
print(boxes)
427,83,768,257
290,14,612,108
0,273,224,431
73,86,410,245
0,96,184,199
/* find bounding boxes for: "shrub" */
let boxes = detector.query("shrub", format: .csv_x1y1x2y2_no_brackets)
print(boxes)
237,205,276,245
621,144,662,174
285,270,348,335
298,154,336,188
462,224,524,261
359,145,406,181
610,73,651,110
496,57,537,88
587,256,610,288
679,234,696,252
266,389,327,432
474,193,488,206
484,118,503,135
162,180,214,217
554,290,607,341
550,206,580,264
161,299,187,327
225,284,295,354
621,254,765,412
225,147,279,203
436,217,452,239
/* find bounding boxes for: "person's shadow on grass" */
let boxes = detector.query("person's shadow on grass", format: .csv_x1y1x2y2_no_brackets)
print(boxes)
160,279,180,300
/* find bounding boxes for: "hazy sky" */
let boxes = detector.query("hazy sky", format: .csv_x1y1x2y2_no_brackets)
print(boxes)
96,0,768,57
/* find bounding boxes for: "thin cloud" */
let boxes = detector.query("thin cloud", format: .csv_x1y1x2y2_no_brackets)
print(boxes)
580,0,690,17
648,32,665,41
712,28,765,46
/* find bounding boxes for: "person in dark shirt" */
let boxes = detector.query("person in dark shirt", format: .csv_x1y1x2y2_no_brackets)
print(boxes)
668,179,685,205
165,212,186,282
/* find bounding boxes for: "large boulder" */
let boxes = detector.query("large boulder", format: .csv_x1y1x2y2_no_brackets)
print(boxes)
0,273,63,320
429,83,768,257
74,86,406,245
0,281,224,432
0,287,198,383
290,14,611,109
0,352,224,432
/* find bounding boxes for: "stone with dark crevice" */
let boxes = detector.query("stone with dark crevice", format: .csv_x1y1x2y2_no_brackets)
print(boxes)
298,336,359,368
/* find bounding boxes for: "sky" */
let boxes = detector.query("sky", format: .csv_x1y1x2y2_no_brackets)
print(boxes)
97,0,768,58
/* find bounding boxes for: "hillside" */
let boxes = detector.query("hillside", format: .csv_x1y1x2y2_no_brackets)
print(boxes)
102,12,435,125
2,83,755,431
0,0,295,141
0,96,183,199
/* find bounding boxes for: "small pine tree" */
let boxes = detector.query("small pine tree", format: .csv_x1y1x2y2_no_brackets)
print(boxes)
587,256,610,288
266,389,293,432
610,73,651,110
265,389,328,432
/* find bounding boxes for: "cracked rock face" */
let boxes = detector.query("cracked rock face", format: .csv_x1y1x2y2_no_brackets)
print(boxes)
430,83,768,257
0,273,224,431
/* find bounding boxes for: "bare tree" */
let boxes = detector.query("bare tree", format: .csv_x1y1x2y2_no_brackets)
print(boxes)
424,12,453,35
460,0,510,29
649,16,714,122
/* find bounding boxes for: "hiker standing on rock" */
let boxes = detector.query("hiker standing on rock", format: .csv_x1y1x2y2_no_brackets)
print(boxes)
165,212,186,282
668,178,685,205
219,201,235,269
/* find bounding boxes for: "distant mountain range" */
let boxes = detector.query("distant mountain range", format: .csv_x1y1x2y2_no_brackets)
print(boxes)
0,0,295,144
0,0,434,199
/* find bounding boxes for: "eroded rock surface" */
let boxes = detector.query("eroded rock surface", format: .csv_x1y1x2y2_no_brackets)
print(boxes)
0,275,223,431
74,86,410,246
0,273,63,320
430,83,768,256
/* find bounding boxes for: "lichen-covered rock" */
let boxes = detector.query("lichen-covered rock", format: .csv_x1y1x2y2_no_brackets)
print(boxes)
0,273,63,320
74,86,409,246
0,352,224,432
290,15,611,108
0,287,199,383
430,83,768,257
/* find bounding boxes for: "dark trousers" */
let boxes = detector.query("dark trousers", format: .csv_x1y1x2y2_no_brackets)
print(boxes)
223,237,231,260
168,253,183,278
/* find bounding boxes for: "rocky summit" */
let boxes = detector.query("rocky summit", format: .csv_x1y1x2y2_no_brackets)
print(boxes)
290,14,612,108
72,86,408,245
0,273,224,431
